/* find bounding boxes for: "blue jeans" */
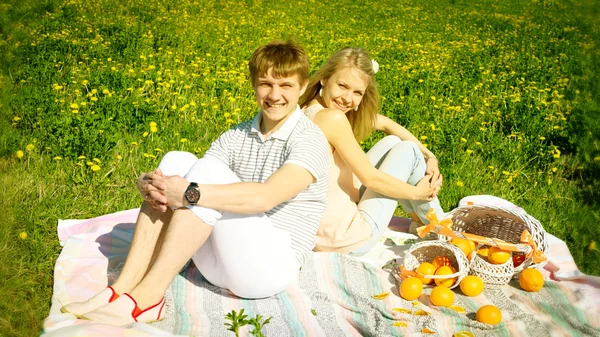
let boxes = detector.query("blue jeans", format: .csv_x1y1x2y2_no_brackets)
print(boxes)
350,136,445,256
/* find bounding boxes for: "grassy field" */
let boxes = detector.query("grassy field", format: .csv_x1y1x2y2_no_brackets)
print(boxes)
1,0,599,335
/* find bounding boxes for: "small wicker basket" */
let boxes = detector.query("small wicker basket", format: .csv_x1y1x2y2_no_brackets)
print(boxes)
390,240,470,290
440,205,549,286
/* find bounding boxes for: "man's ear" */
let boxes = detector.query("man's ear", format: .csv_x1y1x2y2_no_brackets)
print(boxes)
299,80,309,96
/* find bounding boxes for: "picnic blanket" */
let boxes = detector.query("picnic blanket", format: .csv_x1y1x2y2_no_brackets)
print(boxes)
43,198,600,336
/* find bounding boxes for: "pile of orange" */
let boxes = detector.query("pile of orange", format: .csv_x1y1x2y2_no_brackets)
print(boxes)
412,256,458,288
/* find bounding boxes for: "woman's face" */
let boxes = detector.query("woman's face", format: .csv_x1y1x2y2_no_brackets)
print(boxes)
321,67,368,113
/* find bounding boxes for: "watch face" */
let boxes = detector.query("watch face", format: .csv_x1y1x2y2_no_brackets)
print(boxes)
185,186,200,203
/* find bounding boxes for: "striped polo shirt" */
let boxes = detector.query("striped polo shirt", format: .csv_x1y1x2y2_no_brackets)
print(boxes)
204,105,330,264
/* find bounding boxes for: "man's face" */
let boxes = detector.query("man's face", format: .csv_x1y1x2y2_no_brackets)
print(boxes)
254,68,307,126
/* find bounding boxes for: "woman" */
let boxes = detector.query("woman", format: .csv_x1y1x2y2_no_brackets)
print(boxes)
299,47,445,255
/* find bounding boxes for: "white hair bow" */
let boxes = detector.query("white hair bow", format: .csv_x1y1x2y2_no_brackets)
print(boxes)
371,59,379,74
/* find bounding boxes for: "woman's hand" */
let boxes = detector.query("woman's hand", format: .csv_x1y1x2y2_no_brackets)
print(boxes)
413,173,436,201
425,157,443,196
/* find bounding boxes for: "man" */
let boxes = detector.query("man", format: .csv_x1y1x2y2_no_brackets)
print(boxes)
61,40,330,326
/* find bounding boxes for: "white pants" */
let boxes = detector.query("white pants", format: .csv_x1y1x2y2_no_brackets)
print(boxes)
158,151,301,299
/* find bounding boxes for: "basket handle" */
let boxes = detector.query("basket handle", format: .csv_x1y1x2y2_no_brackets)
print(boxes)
417,208,547,263
400,265,464,280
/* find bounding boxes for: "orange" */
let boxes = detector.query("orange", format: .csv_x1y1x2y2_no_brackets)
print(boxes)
512,253,526,267
459,275,484,297
487,247,511,264
476,305,502,325
519,268,544,292
429,285,454,307
434,265,457,287
416,262,437,285
476,246,489,257
451,237,476,258
400,277,423,300
432,256,452,270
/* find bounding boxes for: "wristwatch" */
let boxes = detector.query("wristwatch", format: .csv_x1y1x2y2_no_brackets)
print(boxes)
184,182,201,205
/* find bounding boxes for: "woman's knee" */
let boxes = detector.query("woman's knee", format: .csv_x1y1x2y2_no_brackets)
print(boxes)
158,151,198,176
391,140,420,156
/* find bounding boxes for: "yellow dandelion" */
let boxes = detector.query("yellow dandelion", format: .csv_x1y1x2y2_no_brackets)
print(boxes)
594,156,600,162
86,161,94,166
589,241,597,251
131,141,139,146
551,167,557,173
26,144,34,152
460,138,467,143
420,135,428,140
149,121,157,127
91,165,100,172
180,138,188,143
53,156,62,161
78,155,86,159
155,148,163,152
16,150,24,158
466,149,473,155
13,116,21,122
456,181,464,187
82,80,89,85
430,124,436,131
150,126,158,133
116,155,123,160
143,131,149,137
102,89,110,95
19,231,27,240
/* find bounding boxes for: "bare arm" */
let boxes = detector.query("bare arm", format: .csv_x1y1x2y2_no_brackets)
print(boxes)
313,109,434,201
143,163,315,214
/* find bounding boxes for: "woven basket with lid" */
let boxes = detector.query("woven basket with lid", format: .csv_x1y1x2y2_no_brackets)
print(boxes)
440,205,548,286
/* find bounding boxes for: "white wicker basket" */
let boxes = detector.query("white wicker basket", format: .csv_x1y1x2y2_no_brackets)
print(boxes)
391,240,470,290
440,205,549,285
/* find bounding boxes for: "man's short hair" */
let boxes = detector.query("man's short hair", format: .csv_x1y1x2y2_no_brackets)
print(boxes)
249,40,309,87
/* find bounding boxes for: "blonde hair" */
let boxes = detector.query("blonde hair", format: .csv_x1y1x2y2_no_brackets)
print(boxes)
299,47,379,141
248,40,309,88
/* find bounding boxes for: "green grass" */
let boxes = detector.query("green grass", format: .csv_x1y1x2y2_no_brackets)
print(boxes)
1,0,599,335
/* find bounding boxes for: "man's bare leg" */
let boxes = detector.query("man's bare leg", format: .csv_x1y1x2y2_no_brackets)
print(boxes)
110,202,173,294
61,201,171,316
83,208,213,325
